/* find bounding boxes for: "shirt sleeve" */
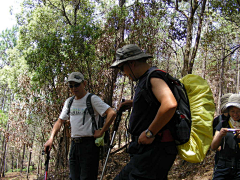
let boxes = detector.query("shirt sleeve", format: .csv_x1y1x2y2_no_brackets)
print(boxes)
59,98,71,120
91,95,110,117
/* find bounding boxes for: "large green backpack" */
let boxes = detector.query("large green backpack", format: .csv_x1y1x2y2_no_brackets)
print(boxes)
145,69,215,163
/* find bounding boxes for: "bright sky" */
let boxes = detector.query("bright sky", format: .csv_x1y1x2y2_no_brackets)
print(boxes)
0,0,22,33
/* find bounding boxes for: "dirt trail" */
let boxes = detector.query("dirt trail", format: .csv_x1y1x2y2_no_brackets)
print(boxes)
1,150,216,180
1,172,37,180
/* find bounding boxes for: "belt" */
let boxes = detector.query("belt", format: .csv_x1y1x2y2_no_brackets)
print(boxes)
71,137,94,143
158,129,174,142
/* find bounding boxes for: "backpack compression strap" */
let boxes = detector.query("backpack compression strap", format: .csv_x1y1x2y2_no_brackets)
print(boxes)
86,93,98,134
67,96,75,116
67,94,98,134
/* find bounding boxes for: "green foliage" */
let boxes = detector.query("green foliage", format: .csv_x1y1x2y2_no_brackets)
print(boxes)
6,165,34,173
0,110,8,127
13,0,103,104
0,26,18,67
210,0,240,27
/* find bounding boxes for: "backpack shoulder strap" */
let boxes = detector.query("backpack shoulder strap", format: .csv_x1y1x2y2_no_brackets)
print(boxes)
222,116,230,128
86,93,94,116
144,68,170,105
67,96,75,116
146,69,178,91
86,93,98,134
146,69,168,90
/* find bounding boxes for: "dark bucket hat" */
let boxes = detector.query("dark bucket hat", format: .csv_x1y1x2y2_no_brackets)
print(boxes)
222,94,240,112
110,44,153,68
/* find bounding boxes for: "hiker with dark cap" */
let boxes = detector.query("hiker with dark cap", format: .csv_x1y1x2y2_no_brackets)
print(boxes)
211,94,240,179
111,44,178,180
44,72,116,180
212,93,232,169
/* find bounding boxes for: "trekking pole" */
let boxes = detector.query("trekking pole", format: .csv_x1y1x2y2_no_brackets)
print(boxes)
100,99,125,180
44,146,50,180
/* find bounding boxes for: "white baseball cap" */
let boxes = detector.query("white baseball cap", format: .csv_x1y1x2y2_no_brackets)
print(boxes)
67,72,84,83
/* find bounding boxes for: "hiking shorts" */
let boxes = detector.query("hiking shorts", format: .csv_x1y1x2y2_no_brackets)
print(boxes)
69,137,100,180
114,137,177,180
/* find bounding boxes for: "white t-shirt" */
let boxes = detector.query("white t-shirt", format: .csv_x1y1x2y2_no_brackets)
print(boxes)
59,93,110,138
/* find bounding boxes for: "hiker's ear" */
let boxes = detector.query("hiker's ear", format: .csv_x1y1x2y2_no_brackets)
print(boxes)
129,61,136,67
83,80,87,86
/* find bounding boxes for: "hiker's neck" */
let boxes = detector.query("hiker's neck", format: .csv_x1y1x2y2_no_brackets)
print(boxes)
134,62,151,79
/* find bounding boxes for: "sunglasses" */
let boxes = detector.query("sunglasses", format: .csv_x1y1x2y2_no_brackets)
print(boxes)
118,65,124,72
69,83,81,88
118,63,127,72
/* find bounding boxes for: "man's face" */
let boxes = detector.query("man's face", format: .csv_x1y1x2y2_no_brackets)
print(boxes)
118,62,136,81
68,81,84,96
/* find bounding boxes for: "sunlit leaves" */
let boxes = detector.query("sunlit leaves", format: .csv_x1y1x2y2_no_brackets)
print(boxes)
0,26,18,67
0,110,8,127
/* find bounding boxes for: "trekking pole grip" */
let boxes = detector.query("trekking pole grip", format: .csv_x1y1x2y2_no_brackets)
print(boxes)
45,146,50,171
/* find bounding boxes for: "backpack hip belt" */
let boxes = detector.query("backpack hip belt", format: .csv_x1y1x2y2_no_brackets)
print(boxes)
158,129,175,142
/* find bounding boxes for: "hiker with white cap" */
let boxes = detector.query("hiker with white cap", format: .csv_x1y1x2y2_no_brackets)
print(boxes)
44,72,116,180
111,44,178,180
212,93,232,170
211,94,240,179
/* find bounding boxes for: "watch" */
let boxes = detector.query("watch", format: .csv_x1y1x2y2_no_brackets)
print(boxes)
145,129,154,138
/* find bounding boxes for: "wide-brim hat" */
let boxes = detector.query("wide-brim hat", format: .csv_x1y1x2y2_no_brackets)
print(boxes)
67,72,84,83
110,44,153,68
222,94,240,112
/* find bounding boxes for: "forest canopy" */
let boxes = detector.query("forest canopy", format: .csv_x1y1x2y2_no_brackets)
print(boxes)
0,0,239,178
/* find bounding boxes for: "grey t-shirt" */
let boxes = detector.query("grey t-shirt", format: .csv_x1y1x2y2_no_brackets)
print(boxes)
59,93,110,137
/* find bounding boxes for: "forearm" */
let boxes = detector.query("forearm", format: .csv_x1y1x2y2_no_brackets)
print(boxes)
149,77,177,136
49,118,63,139
44,118,63,152
148,104,176,136
211,131,222,150
101,108,116,133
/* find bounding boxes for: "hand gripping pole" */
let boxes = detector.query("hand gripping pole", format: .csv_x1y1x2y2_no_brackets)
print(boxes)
44,147,50,180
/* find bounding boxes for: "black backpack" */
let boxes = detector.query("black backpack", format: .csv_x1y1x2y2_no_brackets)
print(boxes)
67,93,106,135
145,68,191,145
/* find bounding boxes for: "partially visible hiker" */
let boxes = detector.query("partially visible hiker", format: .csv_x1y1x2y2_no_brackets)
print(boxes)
212,93,232,167
211,94,240,180
44,72,116,180
213,93,232,134
110,44,178,180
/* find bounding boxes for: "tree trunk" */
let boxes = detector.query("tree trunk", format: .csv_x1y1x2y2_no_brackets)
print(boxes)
12,149,14,172
0,133,3,177
237,55,239,93
20,144,26,173
1,139,7,177
0,123,9,177
26,149,32,179
181,0,200,76
188,0,207,74
218,39,226,114
17,158,18,171
37,148,42,176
